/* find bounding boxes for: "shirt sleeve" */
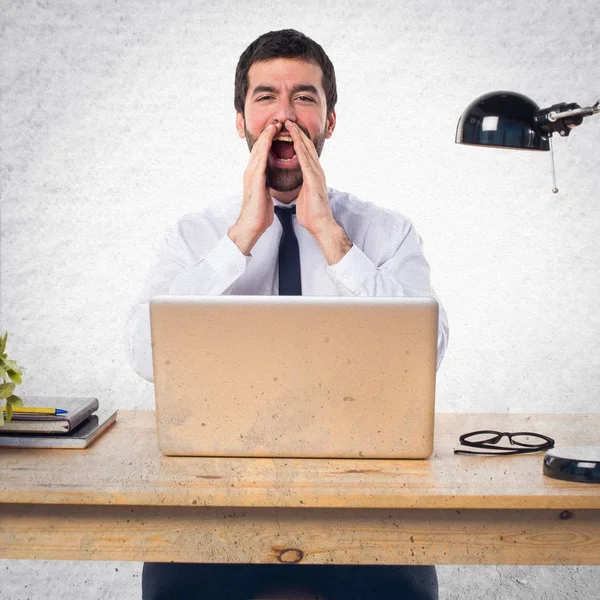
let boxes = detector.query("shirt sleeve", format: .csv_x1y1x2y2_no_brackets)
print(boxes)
125,218,249,382
325,218,449,370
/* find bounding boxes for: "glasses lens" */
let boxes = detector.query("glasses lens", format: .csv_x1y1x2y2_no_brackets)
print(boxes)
510,433,546,447
466,432,501,444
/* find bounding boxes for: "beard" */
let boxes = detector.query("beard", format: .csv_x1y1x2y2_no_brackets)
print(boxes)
244,123,327,193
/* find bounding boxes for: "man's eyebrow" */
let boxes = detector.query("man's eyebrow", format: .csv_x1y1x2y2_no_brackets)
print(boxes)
290,85,320,95
250,84,321,96
251,85,277,95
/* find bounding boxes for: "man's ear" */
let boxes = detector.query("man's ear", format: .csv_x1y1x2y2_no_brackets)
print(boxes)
325,110,336,139
236,112,246,138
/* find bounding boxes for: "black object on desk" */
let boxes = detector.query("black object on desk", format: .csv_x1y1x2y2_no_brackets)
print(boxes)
543,446,600,484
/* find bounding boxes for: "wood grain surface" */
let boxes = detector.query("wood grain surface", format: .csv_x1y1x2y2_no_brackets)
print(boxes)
1,412,599,564
1,504,598,565
1,411,599,509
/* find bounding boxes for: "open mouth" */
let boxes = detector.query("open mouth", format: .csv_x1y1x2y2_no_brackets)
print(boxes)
270,135,297,166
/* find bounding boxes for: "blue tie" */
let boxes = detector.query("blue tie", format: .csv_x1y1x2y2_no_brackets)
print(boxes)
274,205,302,295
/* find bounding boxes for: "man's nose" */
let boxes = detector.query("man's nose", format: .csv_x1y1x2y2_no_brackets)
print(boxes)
272,98,296,124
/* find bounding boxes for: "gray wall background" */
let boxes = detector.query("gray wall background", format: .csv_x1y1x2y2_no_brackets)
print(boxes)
1,0,598,598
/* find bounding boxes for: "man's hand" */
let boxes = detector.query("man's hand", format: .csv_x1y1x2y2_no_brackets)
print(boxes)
287,120,352,265
228,122,282,255
286,120,332,235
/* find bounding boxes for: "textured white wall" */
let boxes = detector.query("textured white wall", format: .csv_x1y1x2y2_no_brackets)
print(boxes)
2,0,600,414
1,0,599,598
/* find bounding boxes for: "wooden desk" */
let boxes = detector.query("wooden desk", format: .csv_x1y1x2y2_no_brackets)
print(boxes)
0,411,598,565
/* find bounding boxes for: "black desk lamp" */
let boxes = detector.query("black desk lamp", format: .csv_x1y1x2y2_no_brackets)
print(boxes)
455,91,600,483
455,91,599,192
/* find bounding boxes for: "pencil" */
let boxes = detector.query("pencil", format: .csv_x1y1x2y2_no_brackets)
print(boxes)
1,406,67,415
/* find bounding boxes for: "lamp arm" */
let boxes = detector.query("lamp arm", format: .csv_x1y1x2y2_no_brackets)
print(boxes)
548,101,599,122
534,100,599,137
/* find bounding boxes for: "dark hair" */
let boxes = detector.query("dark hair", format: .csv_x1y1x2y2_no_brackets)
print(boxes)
234,29,337,116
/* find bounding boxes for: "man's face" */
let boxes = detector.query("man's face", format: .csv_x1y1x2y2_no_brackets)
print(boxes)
236,58,336,194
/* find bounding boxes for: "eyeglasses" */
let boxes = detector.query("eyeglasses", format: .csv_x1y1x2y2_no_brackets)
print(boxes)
454,430,555,455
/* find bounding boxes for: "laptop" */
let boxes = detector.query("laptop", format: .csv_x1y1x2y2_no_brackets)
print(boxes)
149,295,439,458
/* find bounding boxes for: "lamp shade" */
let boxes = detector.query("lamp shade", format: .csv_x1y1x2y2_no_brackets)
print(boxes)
456,91,549,151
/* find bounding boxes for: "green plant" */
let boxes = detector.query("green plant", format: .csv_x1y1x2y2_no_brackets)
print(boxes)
0,332,24,425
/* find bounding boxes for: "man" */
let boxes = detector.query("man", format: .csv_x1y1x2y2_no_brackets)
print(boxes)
128,29,447,600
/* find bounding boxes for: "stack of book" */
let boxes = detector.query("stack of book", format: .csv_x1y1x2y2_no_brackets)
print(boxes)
0,397,117,448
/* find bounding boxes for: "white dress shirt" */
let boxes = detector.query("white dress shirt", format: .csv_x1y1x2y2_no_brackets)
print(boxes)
126,188,449,381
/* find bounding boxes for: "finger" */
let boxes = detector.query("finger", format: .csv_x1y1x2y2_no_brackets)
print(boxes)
287,121,322,175
259,121,282,152
260,120,282,145
247,122,282,173
287,120,321,173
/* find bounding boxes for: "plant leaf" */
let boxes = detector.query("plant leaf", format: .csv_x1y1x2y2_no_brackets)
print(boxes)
4,360,22,374
7,369,22,385
0,396,22,425
8,395,23,407
0,382,16,399
0,366,7,380
0,332,7,354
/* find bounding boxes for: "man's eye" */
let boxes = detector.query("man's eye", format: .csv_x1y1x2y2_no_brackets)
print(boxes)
296,96,315,103
256,96,274,102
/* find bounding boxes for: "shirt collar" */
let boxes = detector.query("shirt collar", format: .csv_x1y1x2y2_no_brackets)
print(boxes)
272,198,297,208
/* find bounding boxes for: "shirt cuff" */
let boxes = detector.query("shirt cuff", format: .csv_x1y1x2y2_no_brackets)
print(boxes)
325,244,378,294
204,233,251,274
169,234,250,295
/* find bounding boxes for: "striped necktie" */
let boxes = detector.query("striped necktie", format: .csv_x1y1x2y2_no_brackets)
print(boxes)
274,205,302,295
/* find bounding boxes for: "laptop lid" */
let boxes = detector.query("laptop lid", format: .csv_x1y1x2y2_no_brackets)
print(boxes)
150,295,438,458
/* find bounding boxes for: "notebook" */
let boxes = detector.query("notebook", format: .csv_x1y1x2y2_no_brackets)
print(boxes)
149,295,439,459
0,410,118,449
0,397,99,433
